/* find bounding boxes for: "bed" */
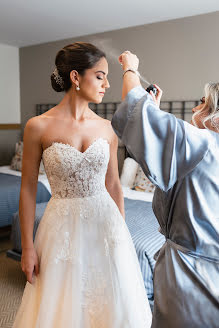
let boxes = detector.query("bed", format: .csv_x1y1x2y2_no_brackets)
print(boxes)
0,166,51,228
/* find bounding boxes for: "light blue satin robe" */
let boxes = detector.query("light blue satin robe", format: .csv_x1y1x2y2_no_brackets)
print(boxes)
111,86,219,328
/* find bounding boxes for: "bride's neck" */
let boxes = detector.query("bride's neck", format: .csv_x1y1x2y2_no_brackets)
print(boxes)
59,90,90,121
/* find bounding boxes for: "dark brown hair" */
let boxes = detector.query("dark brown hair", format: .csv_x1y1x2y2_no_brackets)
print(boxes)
51,42,106,92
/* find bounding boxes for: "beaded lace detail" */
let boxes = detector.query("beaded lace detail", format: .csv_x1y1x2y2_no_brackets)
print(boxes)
42,138,109,198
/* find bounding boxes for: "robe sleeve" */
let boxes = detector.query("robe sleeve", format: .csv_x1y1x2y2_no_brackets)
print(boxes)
111,86,209,191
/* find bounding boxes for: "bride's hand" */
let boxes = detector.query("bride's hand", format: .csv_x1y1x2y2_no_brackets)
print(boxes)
118,51,139,71
21,247,39,284
149,84,163,107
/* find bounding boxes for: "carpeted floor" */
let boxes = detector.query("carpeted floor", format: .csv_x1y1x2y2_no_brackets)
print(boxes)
0,236,26,328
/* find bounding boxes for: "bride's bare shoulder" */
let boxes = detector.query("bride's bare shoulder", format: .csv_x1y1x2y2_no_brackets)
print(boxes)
101,118,116,133
25,106,58,130
24,110,56,143
25,114,49,132
93,115,112,130
92,116,117,144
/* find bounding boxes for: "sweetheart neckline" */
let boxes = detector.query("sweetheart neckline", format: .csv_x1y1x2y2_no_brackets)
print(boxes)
42,137,109,155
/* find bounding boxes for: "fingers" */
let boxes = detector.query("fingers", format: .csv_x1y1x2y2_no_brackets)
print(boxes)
34,262,39,276
150,90,162,108
26,269,34,284
149,91,156,102
24,266,39,284
118,54,123,64
153,84,163,96
118,52,130,63
153,83,160,90
21,252,39,285
120,51,136,59
118,51,139,70
118,51,131,62
24,263,39,284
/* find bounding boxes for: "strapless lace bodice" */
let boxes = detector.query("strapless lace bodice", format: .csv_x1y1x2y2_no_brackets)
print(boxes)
42,138,109,198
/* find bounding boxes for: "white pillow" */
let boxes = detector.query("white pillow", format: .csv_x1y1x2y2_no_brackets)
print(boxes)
134,166,155,193
120,157,139,188
10,141,45,175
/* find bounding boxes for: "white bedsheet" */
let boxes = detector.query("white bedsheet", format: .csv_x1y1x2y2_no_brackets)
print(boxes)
0,166,153,202
0,166,51,193
122,186,154,202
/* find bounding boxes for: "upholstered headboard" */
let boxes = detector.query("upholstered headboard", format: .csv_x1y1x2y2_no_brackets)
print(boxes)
36,99,199,173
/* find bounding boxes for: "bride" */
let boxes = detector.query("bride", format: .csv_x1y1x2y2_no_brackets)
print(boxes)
13,42,152,327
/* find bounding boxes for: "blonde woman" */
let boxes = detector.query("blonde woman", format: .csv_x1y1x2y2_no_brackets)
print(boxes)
112,50,219,328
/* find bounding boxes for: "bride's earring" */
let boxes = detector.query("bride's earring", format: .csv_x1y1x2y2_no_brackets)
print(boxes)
76,84,80,91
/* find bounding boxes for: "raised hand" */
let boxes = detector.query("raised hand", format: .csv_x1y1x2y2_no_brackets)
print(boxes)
118,50,139,71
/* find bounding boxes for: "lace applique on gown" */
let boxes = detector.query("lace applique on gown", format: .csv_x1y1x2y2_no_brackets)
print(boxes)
13,138,152,328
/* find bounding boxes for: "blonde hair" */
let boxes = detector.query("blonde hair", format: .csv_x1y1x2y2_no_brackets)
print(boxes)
192,82,219,131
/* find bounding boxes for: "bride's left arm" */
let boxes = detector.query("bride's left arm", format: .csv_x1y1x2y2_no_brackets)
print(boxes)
105,130,125,220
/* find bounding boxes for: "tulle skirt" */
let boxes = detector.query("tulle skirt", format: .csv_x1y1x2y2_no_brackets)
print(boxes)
13,190,152,328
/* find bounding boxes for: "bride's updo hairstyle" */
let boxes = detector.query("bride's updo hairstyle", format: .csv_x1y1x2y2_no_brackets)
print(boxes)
51,42,106,92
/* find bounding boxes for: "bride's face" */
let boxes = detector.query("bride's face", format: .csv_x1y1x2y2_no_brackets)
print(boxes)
79,57,110,104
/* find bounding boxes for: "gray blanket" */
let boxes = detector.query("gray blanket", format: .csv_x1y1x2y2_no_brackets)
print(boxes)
0,173,51,227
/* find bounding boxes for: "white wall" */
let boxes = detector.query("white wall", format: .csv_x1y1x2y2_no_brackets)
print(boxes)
0,43,20,123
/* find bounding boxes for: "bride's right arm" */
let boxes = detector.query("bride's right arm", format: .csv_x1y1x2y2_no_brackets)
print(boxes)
19,117,43,284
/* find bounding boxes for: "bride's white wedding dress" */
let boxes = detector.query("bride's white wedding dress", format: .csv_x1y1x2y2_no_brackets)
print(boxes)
13,138,152,328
